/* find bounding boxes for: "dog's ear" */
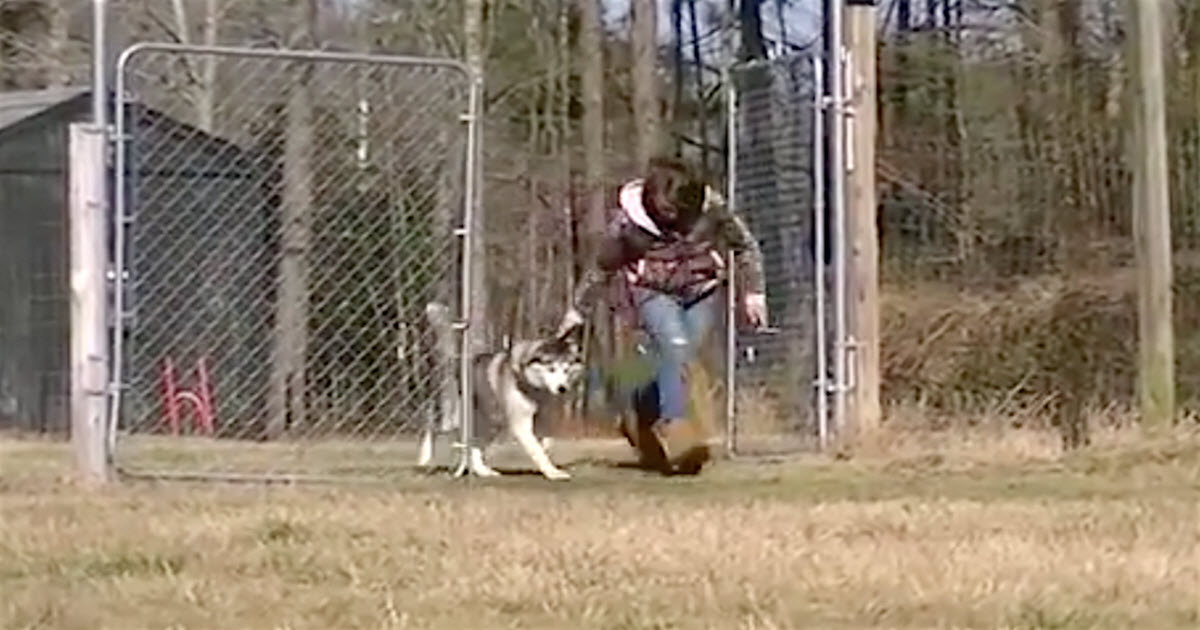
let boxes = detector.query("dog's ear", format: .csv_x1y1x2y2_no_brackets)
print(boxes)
499,284,521,353
553,319,584,351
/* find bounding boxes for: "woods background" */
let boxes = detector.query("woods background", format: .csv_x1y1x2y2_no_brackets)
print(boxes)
1,0,1199,439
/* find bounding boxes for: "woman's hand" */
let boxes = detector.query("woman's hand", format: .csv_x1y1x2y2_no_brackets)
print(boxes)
744,293,768,329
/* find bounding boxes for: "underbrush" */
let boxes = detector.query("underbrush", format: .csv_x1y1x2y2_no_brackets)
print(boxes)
883,266,1200,426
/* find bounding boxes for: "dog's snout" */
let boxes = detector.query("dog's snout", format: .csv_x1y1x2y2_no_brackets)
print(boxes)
556,385,568,394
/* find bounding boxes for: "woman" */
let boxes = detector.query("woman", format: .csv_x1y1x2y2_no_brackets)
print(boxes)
558,157,768,474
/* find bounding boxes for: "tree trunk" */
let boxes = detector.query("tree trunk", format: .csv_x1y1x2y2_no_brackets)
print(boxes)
557,0,573,314
267,0,318,439
884,0,911,150
631,0,660,168
45,0,71,87
579,0,605,251
739,0,766,61
943,0,967,266
687,0,708,177
199,0,220,133
577,0,610,416
167,0,220,132
671,0,683,155
171,0,190,47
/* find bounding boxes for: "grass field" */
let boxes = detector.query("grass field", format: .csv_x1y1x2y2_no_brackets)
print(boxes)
2,427,1198,630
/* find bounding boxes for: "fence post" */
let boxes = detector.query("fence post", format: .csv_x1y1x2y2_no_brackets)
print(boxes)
845,0,881,446
828,0,850,444
70,123,112,484
1128,0,1174,433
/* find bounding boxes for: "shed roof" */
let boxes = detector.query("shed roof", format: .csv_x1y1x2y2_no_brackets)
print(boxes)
0,86,90,130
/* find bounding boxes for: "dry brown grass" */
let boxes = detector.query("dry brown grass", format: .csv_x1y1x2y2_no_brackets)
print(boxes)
2,431,1198,630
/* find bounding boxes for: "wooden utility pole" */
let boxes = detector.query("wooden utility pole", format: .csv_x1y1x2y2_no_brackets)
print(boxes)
1128,0,1174,432
844,0,881,446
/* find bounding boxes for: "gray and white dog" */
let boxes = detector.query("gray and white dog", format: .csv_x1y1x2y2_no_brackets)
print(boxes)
418,302,584,480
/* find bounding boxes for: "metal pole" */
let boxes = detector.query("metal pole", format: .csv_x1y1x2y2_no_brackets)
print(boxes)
92,0,107,126
827,0,848,441
92,0,112,464
453,73,482,478
107,50,131,456
723,64,739,458
811,54,829,451
725,251,738,457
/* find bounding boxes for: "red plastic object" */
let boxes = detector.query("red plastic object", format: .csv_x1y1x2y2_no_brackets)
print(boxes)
159,356,215,436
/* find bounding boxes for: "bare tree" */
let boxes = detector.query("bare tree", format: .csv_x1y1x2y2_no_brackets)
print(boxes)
631,0,660,168
579,0,605,256
127,0,226,131
577,0,610,413
45,0,71,87
738,0,766,61
671,0,683,152
198,0,220,131
267,0,318,439
557,0,572,311
687,0,708,176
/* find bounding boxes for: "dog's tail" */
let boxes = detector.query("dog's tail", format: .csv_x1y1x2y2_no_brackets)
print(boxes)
419,301,460,466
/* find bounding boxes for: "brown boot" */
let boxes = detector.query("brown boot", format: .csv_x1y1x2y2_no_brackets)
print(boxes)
651,418,711,475
618,414,638,450
620,413,668,471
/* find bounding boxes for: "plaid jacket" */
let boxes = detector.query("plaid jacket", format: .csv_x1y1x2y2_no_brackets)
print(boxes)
572,179,766,314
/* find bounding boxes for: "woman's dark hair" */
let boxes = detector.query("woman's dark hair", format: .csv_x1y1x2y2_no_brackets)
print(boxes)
642,156,705,227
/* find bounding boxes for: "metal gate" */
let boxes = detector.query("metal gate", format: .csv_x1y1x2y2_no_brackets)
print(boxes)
108,44,479,481
723,51,832,456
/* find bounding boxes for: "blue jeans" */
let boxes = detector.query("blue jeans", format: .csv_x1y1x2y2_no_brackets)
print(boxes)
631,287,719,422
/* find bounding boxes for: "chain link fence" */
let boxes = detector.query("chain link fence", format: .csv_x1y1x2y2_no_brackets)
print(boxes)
724,51,825,456
110,45,477,480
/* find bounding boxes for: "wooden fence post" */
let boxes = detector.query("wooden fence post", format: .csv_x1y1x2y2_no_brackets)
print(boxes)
70,122,112,483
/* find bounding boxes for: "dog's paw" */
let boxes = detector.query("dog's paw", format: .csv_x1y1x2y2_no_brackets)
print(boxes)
471,466,502,477
541,467,571,481
468,447,502,477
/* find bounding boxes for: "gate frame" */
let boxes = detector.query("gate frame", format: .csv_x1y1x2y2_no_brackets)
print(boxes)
106,42,483,481
722,52,835,457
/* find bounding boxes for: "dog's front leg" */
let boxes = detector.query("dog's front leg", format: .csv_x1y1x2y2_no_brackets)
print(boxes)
417,428,436,467
510,410,570,481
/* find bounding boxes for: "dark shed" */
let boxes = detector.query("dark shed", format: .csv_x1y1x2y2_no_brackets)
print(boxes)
0,87,88,432
0,87,275,433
